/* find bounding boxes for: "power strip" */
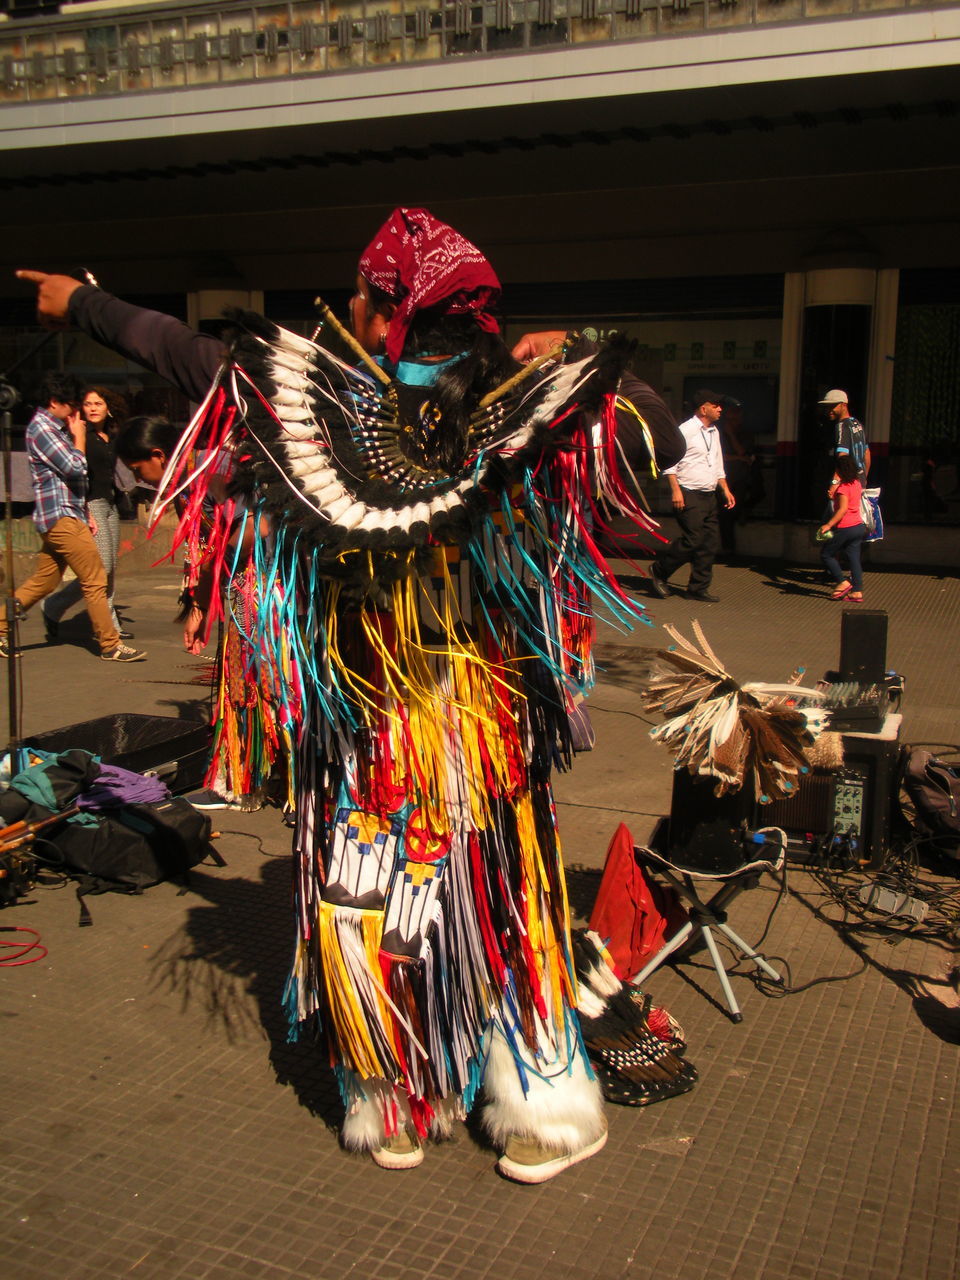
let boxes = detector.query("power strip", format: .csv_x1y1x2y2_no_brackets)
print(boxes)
857,882,928,923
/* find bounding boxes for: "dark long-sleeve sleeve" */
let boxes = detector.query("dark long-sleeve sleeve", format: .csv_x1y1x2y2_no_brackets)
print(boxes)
68,286,223,403
563,333,685,473
615,371,686,473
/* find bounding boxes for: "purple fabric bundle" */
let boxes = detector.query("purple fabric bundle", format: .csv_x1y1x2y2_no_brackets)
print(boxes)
75,763,170,810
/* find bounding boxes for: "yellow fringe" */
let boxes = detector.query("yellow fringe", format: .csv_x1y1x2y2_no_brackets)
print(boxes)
318,902,392,1080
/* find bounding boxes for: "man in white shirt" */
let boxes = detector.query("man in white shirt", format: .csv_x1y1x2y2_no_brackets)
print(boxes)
648,390,735,603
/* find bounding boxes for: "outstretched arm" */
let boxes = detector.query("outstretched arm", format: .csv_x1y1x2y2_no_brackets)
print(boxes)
17,271,223,403
617,371,685,473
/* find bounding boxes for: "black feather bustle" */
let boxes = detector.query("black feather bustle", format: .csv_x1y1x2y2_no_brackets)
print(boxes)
199,313,622,589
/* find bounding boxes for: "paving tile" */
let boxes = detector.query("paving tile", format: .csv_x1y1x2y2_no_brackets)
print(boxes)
2,563,959,1280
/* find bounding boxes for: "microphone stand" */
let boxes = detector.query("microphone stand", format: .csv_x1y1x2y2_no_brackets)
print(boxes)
1,325,60,773
1,378,24,772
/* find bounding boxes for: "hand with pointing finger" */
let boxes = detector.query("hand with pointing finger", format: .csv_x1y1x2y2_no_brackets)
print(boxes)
15,270,84,330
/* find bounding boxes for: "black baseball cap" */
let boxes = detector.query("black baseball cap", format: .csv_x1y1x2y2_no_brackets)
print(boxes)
693,389,725,407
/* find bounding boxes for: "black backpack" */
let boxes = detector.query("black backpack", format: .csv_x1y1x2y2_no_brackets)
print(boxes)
901,747,960,857
0,749,216,918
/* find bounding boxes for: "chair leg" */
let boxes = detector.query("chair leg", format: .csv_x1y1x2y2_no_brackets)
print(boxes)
630,903,783,1025
714,921,783,984
699,925,743,1022
631,920,696,987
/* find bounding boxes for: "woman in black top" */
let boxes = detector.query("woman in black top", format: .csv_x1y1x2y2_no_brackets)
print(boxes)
42,385,131,640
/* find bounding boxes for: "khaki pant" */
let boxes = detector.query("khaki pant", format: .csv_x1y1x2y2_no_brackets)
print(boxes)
3,516,119,654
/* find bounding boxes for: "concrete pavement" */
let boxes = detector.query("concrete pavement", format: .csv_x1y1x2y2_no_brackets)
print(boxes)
1,554,958,1280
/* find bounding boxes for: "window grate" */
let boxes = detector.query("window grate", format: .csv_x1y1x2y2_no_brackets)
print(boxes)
91,43,109,80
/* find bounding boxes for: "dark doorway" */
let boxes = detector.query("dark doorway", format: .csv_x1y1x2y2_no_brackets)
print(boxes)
795,305,870,519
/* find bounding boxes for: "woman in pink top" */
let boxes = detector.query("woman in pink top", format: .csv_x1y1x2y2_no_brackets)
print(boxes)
818,451,866,601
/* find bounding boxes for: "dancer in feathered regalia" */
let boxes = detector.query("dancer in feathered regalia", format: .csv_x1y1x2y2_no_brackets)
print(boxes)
18,208,683,1181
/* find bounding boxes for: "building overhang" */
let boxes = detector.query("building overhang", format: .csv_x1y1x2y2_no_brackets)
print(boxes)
1,10,958,157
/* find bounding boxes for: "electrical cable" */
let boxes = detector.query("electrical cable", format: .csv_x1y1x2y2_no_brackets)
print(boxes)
748,826,788,952
213,828,280,857
0,925,47,966
587,704,659,728
826,834,960,945
27,835,71,887
749,871,871,996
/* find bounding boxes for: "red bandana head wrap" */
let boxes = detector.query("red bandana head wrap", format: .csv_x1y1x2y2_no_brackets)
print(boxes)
358,207,501,364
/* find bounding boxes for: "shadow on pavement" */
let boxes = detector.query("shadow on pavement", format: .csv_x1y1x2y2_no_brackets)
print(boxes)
757,563,830,598
148,851,345,1132
786,873,960,1045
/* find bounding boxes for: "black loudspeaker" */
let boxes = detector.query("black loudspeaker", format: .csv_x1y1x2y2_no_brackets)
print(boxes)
839,608,888,684
25,713,211,795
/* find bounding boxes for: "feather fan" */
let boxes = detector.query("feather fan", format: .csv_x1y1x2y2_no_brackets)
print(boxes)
641,623,826,801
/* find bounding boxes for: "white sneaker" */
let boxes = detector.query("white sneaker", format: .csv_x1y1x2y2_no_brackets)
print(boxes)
185,787,232,811
496,1120,608,1184
370,1130,424,1170
101,643,147,662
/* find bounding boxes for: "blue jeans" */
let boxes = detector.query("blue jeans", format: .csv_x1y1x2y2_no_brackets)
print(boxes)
821,522,866,590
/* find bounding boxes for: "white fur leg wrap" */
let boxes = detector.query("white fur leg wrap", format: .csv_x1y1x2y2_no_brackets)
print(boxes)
341,1079,413,1152
481,1031,605,1153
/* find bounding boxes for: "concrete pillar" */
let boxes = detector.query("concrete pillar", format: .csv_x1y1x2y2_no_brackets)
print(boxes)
865,267,900,453
774,271,806,525
790,264,885,518
777,271,806,448
803,268,877,309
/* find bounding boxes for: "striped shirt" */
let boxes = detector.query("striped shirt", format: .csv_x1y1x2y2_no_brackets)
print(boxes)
25,407,88,534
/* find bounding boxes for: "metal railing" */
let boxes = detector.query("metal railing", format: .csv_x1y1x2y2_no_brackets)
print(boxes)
0,0,947,103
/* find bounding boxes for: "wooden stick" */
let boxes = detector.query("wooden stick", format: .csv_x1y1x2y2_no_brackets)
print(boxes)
313,296,392,387
477,340,566,410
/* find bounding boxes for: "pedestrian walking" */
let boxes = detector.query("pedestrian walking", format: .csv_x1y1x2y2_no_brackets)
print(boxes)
648,389,735,602
819,452,867,602
0,371,145,662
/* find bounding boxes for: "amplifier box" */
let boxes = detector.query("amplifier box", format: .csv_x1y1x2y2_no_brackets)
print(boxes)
667,770,756,875
756,714,901,869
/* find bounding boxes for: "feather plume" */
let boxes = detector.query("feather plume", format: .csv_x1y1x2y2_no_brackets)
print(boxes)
642,627,826,800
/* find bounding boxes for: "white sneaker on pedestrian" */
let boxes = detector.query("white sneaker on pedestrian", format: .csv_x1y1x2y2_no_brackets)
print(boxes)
184,787,233,811
101,643,147,662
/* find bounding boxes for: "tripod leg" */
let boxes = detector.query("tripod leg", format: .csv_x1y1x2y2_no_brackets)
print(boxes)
715,921,783,983
630,920,696,986
699,925,743,1022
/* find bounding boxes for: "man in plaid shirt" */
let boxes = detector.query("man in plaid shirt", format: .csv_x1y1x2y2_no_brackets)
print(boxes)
0,371,145,661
